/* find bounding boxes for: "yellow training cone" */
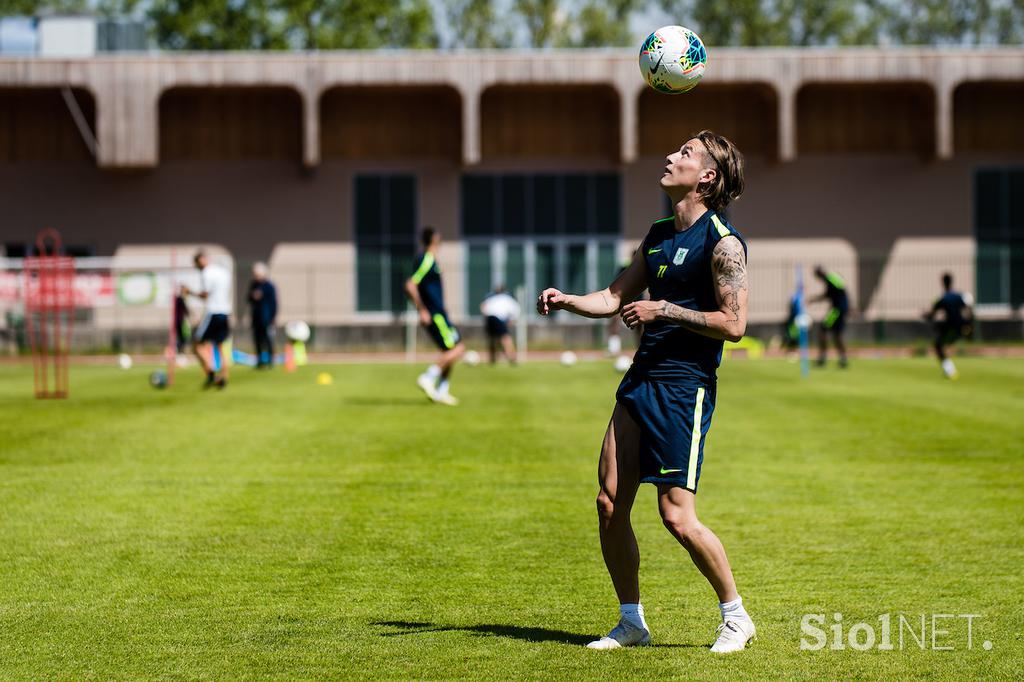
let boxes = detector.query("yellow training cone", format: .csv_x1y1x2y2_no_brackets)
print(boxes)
316,372,333,386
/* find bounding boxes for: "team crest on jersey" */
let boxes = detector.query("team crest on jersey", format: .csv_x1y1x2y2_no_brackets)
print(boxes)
673,248,689,265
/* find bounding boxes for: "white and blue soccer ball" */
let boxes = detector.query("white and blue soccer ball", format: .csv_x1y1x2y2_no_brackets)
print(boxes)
464,350,481,366
640,25,708,94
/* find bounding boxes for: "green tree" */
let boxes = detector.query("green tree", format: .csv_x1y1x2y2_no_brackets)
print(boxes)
660,0,1024,46
146,0,437,51
513,0,562,47
443,0,512,48
146,0,285,50
276,0,437,50
571,0,646,47
874,0,1024,45
0,0,89,14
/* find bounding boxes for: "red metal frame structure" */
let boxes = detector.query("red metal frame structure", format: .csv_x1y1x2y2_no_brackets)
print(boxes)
23,229,75,398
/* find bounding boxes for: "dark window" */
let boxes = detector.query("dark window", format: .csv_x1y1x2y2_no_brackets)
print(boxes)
595,174,621,234
974,167,1024,306
355,176,383,239
501,175,528,235
388,177,415,242
461,175,495,237
563,175,589,235
467,245,492,316
460,172,622,315
532,175,558,234
462,172,621,237
355,174,417,313
974,170,1002,243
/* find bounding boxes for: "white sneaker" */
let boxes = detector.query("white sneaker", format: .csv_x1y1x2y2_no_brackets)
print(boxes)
434,391,459,406
416,374,438,401
710,618,755,653
586,619,650,650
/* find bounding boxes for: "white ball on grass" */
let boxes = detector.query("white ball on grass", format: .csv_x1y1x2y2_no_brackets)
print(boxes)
464,350,480,366
118,353,133,370
560,351,578,367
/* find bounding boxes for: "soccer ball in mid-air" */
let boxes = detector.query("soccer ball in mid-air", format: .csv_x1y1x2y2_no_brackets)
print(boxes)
639,25,707,94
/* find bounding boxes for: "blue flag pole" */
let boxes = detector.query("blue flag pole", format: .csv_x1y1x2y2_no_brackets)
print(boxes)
796,264,810,378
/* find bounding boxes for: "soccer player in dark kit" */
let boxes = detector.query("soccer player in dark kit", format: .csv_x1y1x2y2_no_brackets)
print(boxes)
538,131,755,654
811,265,849,368
924,272,973,379
405,227,465,406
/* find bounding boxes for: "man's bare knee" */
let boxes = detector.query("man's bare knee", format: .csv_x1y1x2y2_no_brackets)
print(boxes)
662,509,701,546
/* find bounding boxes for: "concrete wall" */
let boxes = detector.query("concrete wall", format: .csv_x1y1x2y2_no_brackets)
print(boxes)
0,152,1010,256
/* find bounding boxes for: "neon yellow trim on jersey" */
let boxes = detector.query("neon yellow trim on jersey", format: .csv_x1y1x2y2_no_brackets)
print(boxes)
411,252,435,285
686,387,705,491
648,247,662,254
433,313,456,349
652,216,674,226
660,467,682,475
711,214,730,238
657,265,668,278
825,272,846,290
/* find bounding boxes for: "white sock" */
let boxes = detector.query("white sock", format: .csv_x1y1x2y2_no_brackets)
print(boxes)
941,358,956,377
424,364,441,380
620,603,648,630
720,596,751,622
437,379,450,395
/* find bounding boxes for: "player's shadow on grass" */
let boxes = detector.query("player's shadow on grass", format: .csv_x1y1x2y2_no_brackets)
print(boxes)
374,620,592,646
372,621,706,648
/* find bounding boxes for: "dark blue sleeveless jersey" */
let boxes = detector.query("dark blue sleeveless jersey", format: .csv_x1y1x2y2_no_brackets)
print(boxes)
934,291,967,326
411,251,446,315
823,272,849,311
631,210,747,384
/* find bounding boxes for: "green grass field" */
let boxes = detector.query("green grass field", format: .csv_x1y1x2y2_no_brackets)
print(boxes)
1,357,1022,680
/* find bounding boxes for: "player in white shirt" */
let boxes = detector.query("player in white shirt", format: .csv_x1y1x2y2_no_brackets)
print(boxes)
181,251,233,389
480,285,520,365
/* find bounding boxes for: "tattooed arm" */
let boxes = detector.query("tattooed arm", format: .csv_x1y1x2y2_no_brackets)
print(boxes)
621,236,748,342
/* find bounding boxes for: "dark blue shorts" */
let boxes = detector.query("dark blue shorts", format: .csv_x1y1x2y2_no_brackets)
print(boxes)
197,314,230,344
615,371,716,492
485,315,509,338
425,311,461,351
936,323,962,346
822,307,847,333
